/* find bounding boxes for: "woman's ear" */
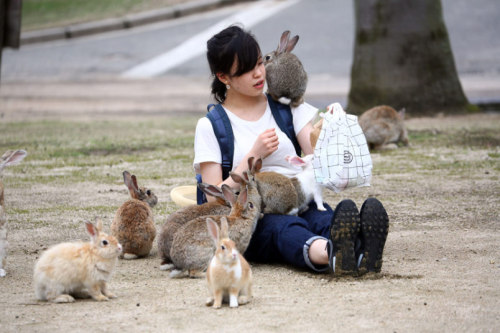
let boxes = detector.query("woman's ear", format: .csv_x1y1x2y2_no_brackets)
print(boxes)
216,72,229,85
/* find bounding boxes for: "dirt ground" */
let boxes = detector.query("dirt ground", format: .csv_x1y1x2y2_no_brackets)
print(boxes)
0,79,499,332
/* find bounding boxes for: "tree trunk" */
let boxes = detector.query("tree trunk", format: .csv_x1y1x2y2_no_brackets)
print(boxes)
347,0,470,116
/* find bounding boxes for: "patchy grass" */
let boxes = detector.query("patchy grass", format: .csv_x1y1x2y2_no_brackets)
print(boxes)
21,0,194,31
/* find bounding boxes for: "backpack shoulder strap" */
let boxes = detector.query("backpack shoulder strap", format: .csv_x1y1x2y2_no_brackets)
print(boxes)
196,104,234,205
205,104,234,181
266,94,301,156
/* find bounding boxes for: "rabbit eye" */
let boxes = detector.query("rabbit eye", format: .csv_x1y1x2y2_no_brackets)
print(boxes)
146,190,151,196
248,202,254,209
101,240,108,246
265,55,271,61
221,245,226,251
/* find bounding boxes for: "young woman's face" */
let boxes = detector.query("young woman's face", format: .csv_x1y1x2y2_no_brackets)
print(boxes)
223,56,266,97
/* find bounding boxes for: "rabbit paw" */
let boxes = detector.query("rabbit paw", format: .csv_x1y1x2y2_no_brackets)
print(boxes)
238,295,250,305
0,269,6,277
92,294,109,302
53,294,75,303
205,297,214,307
123,253,139,260
159,263,174,271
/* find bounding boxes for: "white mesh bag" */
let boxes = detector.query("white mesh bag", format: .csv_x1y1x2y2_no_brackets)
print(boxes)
313,103,372,193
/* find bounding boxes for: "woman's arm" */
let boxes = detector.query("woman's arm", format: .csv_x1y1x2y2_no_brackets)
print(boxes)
200,127,280,202
296,121,314,155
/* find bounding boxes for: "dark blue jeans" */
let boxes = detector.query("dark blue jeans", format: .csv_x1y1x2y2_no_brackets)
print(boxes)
244,202,334,272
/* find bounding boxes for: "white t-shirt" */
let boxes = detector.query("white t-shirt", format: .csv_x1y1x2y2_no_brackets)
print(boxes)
193,100,318,177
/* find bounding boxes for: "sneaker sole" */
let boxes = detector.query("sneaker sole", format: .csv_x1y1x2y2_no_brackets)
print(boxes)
359,198,389,274
329,199,360,275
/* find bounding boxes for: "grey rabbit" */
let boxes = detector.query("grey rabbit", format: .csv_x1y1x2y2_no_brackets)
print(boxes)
264,30,308,107
249,156,323,215
0,150,27,277
168,167,262,278
158,183,231,271
358,105,409,150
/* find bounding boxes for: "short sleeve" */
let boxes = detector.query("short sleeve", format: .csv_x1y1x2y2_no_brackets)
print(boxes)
193,117,221,174
291,102,318,134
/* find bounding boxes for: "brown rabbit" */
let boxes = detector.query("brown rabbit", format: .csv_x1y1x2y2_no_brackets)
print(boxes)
168,168,262,278
111,171,157,259
157,183,231,270
0,149,27,277
358,105,409,150
205,216,252,309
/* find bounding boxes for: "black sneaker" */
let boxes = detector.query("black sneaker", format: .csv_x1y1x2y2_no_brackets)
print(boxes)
358,198,389,274
328,199,360,275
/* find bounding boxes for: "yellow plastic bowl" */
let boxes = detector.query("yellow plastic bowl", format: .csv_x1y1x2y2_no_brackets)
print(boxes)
170,185,197,207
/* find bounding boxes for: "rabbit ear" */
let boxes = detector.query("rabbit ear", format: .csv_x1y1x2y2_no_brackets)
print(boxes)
198,183,224,200
278,30,291,54
242,170,250,183
0,149,27,171
285,35,299,53
398,108,406,120
253,158,263,173
85,221,99,242
220,216,229,239
221,184,237,205
286,155,306,167
237,186,248,206
247,156,254,171
206,217,220,246
230,172,246,186
94,217,103,232
123,171,140,199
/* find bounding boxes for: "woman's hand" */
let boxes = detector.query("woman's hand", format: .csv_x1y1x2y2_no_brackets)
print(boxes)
250,128,279,159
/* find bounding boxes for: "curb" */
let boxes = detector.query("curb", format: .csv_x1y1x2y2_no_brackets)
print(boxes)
20,0,252,45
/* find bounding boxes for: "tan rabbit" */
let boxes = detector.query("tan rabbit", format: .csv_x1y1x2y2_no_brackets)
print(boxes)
358,105,409,150
158,183,231,271
205,216,252,309
168,167,262,278
0,149,27,277
34,219,122,303
264,30,308,107
111,171,157,259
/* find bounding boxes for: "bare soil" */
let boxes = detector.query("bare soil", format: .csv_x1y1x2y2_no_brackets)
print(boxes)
0,79,499,332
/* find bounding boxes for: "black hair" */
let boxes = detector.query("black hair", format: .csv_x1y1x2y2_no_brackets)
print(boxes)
206,25,261,103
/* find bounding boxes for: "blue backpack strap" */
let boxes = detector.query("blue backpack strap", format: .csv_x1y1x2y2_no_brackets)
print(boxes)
196,104,234,205
266,94,301,156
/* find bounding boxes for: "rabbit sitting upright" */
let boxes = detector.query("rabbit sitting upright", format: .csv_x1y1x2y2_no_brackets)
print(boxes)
168,167,262,278
34,219,122,303
358,105,409,150
157,183,231,271
264,30,308,107
0,149,27,278
205,216,252,309
111,171,157,259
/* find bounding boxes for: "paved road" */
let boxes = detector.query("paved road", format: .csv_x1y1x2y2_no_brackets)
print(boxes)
1,0,499,106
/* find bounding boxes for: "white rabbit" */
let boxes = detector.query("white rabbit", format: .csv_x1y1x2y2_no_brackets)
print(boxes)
205,216,252,309
0,149,27,277
285,154,326,212
34,219,122,303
